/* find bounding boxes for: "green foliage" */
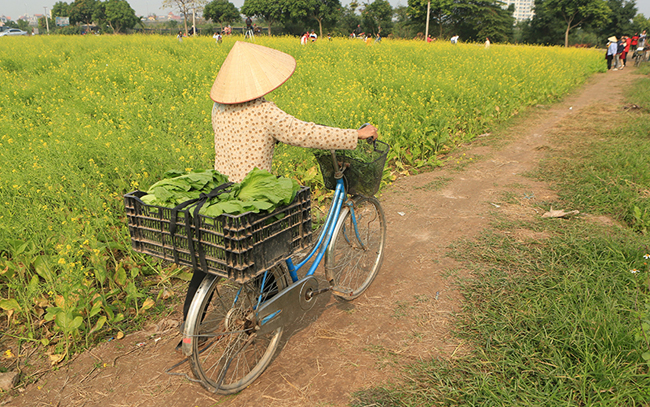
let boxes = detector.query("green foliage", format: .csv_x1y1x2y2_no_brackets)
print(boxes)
457,0,516,43
408,0,456,38
70,0,99,26
600,0,637,37
141,169,229,206
361,0,393,35
241,0,286,34
286,0,343,38
632,12,650,34
104,0,141,33
541,0,612,46
203,0,240,28
52,1,72,17
140,168,299,217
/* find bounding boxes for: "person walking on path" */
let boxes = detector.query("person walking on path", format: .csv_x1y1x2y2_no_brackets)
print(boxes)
606,36,618,70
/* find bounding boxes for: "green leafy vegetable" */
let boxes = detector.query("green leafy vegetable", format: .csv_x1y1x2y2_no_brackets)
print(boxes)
140,168,300,218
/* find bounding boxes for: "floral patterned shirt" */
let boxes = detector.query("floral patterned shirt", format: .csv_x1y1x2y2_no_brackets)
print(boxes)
212,97,358,182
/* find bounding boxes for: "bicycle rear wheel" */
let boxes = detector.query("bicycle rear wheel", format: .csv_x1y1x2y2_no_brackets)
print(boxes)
186,265,288,394
325,196,386,300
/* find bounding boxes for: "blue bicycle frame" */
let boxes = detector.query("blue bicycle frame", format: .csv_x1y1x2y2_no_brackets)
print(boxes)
285,176,347,283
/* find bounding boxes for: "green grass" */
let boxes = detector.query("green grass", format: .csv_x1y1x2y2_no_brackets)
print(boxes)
352,70,650,406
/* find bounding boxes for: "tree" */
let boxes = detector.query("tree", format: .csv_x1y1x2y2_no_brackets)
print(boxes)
632,13,649,33
104,0,140,33
523,0,566,44
361,0,393,35
392,5,414,38
162,0,207,36
241,0,286,35
542,0,611,47
204,0,240,29
337,1,362,35
52,1,72,17
70,0,99,27
408,0,455,38
598,0,636,38
286,0,342,38
455,0,515,43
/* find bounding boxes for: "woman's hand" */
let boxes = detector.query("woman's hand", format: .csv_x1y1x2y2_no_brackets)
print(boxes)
357,124,378,141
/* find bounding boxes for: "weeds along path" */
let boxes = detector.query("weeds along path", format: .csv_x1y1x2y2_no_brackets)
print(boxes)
5,68,637,407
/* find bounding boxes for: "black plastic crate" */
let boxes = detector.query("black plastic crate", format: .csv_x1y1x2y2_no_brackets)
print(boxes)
124,187,312,283
316,140,389,197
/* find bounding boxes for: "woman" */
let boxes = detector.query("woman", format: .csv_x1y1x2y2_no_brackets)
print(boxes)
180,42,378,333
606,36,618,70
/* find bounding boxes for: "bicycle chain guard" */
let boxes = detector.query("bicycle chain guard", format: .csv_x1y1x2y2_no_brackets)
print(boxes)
255,276,318,336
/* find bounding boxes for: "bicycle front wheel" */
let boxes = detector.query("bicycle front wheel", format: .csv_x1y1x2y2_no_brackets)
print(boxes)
325,196,386,300
186,265,288,394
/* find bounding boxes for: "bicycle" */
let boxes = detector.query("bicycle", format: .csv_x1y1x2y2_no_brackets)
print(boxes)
124,136,389,394
633,47,648,67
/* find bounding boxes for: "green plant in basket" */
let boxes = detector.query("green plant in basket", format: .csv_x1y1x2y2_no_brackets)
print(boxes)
139,168,300,218
314,140,390,196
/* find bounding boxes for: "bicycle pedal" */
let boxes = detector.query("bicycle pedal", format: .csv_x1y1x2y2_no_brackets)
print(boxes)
331,286,354,297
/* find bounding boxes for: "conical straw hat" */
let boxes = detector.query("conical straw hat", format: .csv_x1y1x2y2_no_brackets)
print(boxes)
210,42,296,104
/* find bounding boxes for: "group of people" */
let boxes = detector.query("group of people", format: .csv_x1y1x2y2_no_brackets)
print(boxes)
300,30,319,45
606,31,647,71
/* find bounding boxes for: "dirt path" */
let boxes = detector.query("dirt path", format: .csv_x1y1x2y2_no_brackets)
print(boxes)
3,67,638,407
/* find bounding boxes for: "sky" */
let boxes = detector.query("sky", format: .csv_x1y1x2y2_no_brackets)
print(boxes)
1,0,649,21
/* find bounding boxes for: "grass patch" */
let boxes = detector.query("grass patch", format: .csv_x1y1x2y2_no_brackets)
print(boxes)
352,71,650,405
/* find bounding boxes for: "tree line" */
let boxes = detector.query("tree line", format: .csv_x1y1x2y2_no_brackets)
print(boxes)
14,0,648,46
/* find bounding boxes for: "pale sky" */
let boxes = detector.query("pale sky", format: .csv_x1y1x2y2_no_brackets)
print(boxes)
1,0,648,21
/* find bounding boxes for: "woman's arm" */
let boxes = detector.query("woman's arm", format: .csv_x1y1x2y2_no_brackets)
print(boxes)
266,102,376,150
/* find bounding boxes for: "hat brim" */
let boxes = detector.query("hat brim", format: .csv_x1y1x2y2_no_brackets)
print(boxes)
210,42,297,104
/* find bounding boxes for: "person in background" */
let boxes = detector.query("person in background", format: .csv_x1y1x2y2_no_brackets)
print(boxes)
621,35,632,68
485,37,491,48
616,36,625,69
631,32,639,49
213,31,222,44
451,34,459,44
309,30,318,42
354,24,362,38
176,42,380,344
427,34,433,43
177,30,183,43
606,36,618,70
365,35,373,46
300,32,308,45
327,33,332,41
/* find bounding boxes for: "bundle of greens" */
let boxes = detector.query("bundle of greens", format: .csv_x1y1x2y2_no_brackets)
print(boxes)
140,168,300,217
141,169,228,207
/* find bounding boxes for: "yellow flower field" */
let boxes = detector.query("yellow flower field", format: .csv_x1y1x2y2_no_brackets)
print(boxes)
0,34,603,348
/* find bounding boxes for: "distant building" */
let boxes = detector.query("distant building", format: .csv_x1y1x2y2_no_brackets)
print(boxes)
502,0,535,21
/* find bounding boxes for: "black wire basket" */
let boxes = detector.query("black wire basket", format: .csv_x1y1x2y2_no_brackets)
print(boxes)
315,140,390,196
